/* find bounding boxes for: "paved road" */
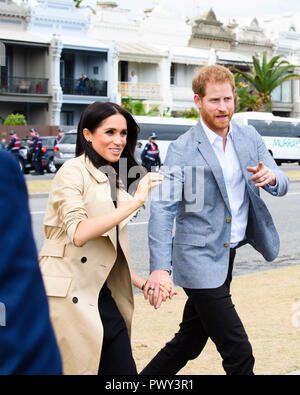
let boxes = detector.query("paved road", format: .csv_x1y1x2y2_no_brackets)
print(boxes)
29,179,300,283
24,162,300,182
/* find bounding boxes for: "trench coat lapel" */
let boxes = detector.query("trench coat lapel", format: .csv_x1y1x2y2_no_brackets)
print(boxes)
195,123,231,214
83,156,117,249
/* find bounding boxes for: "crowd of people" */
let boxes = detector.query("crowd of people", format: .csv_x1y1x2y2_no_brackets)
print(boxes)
0,65,290,375
5,127,64,176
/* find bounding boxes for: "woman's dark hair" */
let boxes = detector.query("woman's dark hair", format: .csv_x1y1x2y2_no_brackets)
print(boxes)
76,101,143,193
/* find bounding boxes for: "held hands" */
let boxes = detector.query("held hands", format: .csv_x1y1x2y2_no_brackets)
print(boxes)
247,161,276,187
133,172,164,208
143,270,177,310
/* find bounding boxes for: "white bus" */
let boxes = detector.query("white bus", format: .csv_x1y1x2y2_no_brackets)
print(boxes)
134,116,197,164
135,113,300,166
232,112,300,165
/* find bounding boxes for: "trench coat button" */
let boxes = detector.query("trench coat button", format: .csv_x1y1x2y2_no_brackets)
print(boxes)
72,297,78,304
224,243,229,247
81,257,87,263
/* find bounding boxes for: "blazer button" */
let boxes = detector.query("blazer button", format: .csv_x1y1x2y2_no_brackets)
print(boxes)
224,243,229,247
81,257,87,263
72,297,78,304
226,218,231,223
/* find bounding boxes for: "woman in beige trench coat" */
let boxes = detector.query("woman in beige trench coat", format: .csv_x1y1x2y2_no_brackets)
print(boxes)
39,102,167,375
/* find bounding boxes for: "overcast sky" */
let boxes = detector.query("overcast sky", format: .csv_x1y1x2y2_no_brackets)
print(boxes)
116,0,300,19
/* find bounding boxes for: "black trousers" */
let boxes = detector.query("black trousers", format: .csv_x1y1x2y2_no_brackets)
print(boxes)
140,250,255,375
32,151,43,174
98,282,137,375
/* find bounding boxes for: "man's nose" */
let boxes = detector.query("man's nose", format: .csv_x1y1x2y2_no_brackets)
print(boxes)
218,100,227,111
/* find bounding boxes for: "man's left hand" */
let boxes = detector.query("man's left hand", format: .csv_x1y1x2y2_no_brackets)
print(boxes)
247,161,276,187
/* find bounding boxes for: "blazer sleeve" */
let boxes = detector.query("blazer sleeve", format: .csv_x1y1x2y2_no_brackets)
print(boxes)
148,140,184,273
49,161,88,244
253,128,289,197
0,151,62,374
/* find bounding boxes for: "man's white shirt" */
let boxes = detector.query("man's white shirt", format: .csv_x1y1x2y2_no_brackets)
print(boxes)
201,119,249,247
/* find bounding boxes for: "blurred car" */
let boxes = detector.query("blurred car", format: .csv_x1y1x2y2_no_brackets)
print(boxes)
0,141,29,172
40,136,57,173
53,130,77,170
20,136,57,174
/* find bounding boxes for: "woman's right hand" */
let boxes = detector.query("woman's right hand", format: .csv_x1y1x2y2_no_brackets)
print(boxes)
133,172,164,207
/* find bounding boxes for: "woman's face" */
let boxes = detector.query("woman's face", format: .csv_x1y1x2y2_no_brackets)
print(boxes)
83,113,128,163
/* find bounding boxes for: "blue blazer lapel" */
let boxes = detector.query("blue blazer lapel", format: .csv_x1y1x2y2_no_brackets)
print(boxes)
230,123,254,189
195,122,231,213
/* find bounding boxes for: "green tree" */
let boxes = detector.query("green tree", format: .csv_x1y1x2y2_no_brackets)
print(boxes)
234,52,300,112
4,113,27,126
234,74,262,113
122,97,146,115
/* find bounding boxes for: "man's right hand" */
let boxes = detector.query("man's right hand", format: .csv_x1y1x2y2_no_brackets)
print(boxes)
144,270,175,309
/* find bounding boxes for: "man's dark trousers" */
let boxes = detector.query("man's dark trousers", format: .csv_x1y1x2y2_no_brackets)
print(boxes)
140,249,255,375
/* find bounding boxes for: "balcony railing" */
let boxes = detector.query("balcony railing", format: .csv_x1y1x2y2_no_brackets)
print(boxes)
119,82,161,100
61,78,107,96
0,77,48,94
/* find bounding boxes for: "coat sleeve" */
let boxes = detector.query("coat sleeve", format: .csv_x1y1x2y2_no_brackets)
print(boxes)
252,127,289,197
49,161,89,244
148,140,184,273
0,150,62,374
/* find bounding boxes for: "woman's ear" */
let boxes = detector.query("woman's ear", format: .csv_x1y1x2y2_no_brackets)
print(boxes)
83,128,92,143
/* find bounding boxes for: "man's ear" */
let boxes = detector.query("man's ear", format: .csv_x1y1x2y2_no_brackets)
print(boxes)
194,94,202,110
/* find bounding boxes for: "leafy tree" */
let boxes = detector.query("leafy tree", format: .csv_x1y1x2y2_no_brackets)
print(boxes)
122,97,146,115
4,113,27,126
233,52,300,112
234,75,262,112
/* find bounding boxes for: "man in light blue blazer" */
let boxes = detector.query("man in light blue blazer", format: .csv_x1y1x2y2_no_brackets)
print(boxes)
141,65,289,375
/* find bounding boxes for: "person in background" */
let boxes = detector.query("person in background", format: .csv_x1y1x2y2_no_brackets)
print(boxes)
55,128,64,145
7,130,21,158
39,101,171,375
141,132,161,172
77,74,89,94
129,71,138,84
141,65,289,375
0,149,62,375
29,128,44,175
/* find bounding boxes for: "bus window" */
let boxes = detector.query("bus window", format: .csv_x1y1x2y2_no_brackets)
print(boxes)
249,120,300,138
138,123,193,140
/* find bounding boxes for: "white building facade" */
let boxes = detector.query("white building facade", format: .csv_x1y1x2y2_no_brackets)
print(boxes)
1,0,300,126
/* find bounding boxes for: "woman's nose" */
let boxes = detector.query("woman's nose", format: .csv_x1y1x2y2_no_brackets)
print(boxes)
114,135,123,145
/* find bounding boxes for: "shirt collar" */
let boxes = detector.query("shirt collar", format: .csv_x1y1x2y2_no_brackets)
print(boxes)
200,118,232,146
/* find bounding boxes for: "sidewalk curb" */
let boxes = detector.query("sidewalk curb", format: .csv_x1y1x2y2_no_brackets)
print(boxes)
29,193,49,199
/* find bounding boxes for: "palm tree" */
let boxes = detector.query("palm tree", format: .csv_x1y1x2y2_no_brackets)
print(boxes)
234,52,300,112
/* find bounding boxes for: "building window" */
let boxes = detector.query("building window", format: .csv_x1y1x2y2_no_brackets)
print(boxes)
272,80,292,103
170,63,176,85
61,111,74,126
